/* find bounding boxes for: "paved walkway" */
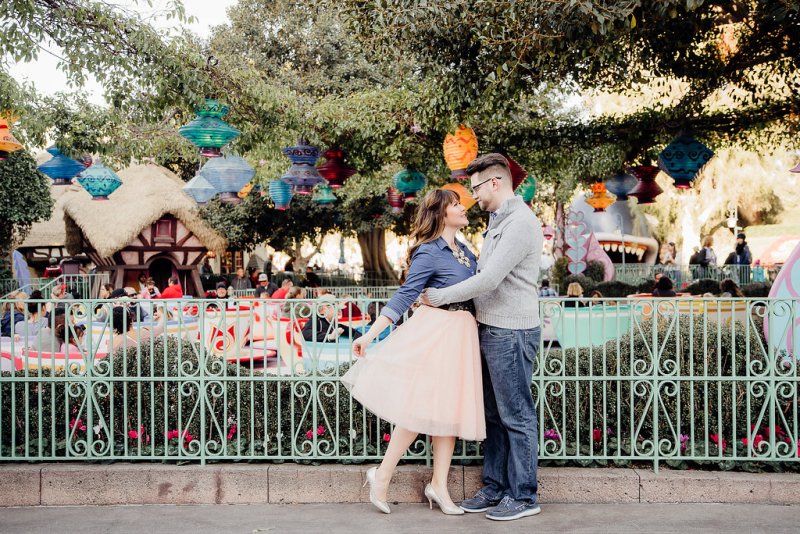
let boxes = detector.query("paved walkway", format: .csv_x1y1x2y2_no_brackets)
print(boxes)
0,503,797,533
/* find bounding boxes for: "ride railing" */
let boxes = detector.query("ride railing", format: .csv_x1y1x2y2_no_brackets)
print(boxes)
1,273,111,299
0,295,797,469
611,264,780,287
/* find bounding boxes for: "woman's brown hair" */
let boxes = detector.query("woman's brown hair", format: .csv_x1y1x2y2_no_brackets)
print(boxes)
405,189,460,269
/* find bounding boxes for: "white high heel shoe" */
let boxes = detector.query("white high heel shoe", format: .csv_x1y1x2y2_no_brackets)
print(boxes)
363,467,391,514
424,483,465,515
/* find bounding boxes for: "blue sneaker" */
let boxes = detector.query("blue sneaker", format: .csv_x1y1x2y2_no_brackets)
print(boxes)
485,496,541,521
459,489,502,513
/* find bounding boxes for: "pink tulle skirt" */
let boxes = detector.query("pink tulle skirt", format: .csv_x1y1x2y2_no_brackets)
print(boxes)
342,305,485,441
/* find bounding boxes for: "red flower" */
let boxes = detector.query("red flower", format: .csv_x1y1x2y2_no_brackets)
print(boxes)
128,430,139,439
69,418,86,432
227,424,237,440
710,433,727,452
741,435,763,448
382,433,391,442
592,428,603,442
305,430,313,440
316,425,325,436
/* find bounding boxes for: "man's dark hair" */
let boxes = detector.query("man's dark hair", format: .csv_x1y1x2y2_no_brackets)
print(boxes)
465,153,510,176
168,276,179,285
541,279,550,288
655,276,674,291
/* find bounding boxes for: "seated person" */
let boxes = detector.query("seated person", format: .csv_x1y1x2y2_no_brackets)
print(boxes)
53,316,86,353
281,286,311,317
338,294,363,319
562,282,586,307
271,279,293,300
719,278,744,298
254,273,278,298
1,291,27,337
205,282,231,311
302,295,362,342
652,276,677,297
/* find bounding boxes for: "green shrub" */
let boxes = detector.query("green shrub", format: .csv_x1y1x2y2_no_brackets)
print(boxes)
741,282,772,298
685,278,720,295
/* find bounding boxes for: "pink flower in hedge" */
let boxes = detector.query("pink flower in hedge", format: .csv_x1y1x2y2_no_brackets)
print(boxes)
305,430,313,440
227,424,237,440
69,418,86,432
544,429,561,441
710,433,726,452
128,430,139,439
382,433,391,442
679,434,689,452
316,425,325,436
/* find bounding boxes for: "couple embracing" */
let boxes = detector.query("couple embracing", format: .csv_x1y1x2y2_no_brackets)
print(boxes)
342,154,544,521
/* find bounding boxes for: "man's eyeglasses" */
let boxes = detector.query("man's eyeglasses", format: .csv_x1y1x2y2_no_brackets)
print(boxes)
470,176,500,195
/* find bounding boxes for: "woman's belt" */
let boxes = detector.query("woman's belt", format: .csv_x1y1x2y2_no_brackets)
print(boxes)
439,300,475,315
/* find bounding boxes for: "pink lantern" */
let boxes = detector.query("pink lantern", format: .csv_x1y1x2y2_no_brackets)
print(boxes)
542,225,555,241
387,188,405,213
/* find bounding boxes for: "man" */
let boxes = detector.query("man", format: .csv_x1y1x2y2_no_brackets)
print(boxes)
538,279,557,298
230,268,252,291
43,257,63,278
303,266,322,288
213,281,229,299
158,276,183,299
271,279,293,300
423,153,544,521
301,294,362,342
263,255,274,282
254,273,278,298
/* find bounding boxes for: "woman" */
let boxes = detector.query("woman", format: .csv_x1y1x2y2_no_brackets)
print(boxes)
281,286,311,317
139,278,161,300
652,276,677,297
562,282,585,307
719,278,744,298
343,189,482,516
1,291,28,337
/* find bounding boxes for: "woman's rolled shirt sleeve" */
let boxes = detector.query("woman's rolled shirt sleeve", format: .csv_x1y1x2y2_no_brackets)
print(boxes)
380,247,436,323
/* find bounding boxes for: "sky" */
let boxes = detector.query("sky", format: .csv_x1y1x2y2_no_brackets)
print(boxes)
7,0,238,106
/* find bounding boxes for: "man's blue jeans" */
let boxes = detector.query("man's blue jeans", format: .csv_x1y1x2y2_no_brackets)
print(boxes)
478,324,540,504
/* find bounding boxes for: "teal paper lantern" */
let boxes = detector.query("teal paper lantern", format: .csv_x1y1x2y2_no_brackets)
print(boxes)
183,173,217,205
38,146,85,185
76,159,122,201
200,154,255,204
313,184,336,205
515,175,536,203
268,180,293,210
392,168,427,200
657,135,714,189
178,99,241,157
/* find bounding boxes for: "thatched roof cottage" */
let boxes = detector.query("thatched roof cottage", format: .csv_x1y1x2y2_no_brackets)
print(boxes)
61,163,227,296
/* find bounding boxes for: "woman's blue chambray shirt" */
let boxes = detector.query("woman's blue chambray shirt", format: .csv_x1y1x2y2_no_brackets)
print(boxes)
381,237,477,323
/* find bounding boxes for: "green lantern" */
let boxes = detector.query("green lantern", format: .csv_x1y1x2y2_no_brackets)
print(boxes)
515,175,536,203
178,99,241,157
313,184,336,205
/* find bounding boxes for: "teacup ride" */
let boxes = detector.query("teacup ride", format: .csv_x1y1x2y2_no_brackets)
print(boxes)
628,293,751,324
543,300,645,349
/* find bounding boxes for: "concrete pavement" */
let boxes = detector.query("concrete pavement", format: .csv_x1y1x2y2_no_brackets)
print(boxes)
0,503,798,533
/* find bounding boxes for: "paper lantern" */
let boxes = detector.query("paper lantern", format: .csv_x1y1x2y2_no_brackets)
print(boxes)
282,140,320,165
237,182,254,199
605,172,638,200
542,225,555,241
387,188,405,213
443,125,478,179
441,182,477,210
627,165,663,204
504,154,527,190
178,99,241,157
584,182,616,212
657,135,714,189
317,148,356,188
200,154,255,204
393,168,427,200
37,146,85,185
313,184,337,205
268,180,293,210
281,163,325,194
76,159,122,200
183,173,217,205
0,117,23,160
515,175,537,204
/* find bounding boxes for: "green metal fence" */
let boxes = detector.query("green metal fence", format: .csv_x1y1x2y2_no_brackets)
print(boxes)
611,264,780,287
0,295,797,470
1,274,111,299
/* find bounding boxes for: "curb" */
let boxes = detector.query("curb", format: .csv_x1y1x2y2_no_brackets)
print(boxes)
1,464,798,507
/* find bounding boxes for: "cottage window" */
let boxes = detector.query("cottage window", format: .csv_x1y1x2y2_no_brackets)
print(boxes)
153,217,175,244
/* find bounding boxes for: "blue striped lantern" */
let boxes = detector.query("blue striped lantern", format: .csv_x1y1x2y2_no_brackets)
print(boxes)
38,146,85,185
183,173,217,205
199,154,255,205
657,135,714,189
605,172,638,200
268,179,293,210
281,163,325,195
76,159,122,200
392,168,427,201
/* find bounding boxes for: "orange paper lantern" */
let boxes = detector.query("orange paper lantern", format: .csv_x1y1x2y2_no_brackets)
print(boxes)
237,181,254,198
443,125,478,179
0,117,24,158
441,182,477,210
584,182,616,212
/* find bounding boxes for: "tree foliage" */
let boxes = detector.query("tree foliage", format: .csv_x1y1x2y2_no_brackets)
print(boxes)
0,150,54,259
